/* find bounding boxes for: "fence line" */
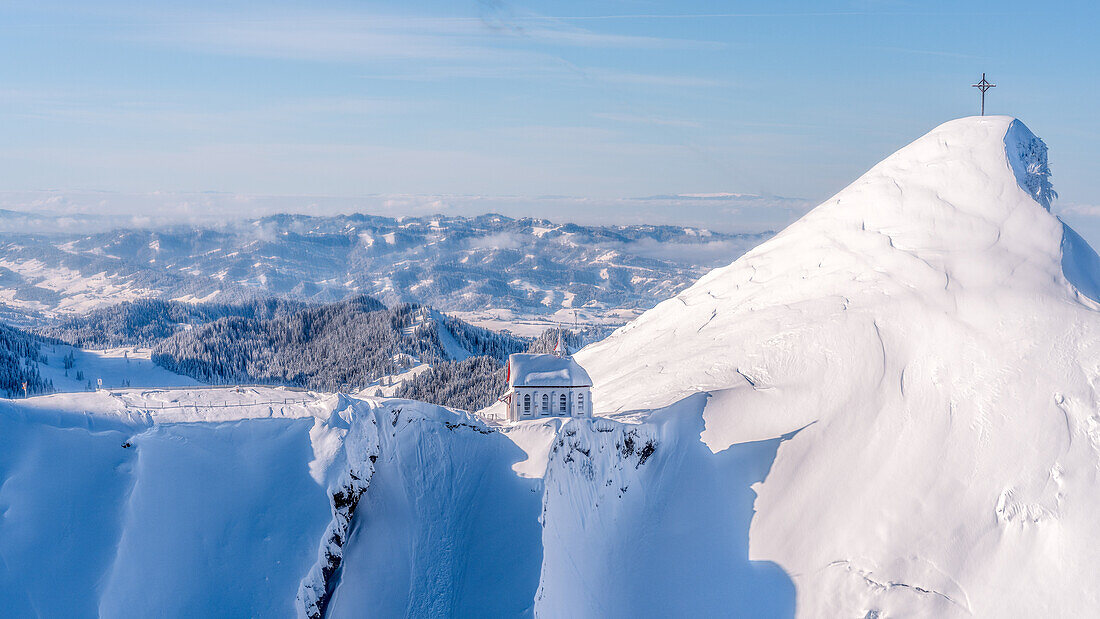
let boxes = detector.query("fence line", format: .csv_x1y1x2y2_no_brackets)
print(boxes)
122,383,313,393
128,398,314,411
103,384,315,410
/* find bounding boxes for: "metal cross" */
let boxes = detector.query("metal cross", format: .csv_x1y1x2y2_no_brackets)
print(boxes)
971,73,995,116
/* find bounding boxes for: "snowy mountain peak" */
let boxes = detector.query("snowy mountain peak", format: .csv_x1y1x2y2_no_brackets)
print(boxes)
581,116,1088,415
575,117,1100,615
795,115,1056,263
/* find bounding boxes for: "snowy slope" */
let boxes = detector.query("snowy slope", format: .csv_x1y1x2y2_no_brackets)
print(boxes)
0,388,540,617
0,388,330,617
536,398,794,617
577,116,1100,616
34,345,203,392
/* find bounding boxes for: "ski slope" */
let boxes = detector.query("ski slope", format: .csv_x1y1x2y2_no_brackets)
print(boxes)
577,116,1100,616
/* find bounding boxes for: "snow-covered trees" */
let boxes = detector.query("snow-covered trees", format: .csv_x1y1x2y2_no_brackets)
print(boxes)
150,295,528,393
0,323,54,397
42,298,305,348
396,357,506,411
525,326,613,355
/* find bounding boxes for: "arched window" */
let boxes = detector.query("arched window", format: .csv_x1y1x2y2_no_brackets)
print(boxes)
577,392,585,413
523,394,531,414
541,393,550,413
559,393,567,412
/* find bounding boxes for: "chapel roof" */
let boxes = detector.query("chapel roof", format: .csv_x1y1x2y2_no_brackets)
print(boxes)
507,353,592,388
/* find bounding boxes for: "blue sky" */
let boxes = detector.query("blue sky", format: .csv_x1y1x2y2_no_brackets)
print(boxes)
1,1,1099,238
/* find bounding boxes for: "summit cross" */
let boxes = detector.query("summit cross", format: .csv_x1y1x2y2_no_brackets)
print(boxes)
971,73,995,116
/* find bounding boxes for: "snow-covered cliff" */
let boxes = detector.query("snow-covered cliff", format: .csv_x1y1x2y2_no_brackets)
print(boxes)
0,389,542,617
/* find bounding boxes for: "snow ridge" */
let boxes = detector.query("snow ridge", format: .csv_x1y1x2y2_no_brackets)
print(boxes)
320,401,543,616
297,396,382,619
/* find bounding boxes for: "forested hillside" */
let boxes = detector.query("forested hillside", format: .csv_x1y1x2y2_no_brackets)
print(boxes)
395,356,506,412
0,323,54,397
41,298,306,348
151,296,528,392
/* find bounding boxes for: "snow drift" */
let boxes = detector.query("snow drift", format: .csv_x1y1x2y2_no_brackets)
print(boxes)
578,116,1100,616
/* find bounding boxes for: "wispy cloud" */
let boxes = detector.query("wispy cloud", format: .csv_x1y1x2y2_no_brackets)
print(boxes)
0,89,410,133
467,231,525,250
519,27,722,50
141,16,491,62
1056,203,1100,217
84,4,730,102
497,9,1008,21
131,8,721,63
869,45,986,60
582,69,725,88
513,11,874,21
593,113,703,128
34,4,731,102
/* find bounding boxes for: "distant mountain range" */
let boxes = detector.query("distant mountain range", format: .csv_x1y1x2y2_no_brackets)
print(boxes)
0,213,772,325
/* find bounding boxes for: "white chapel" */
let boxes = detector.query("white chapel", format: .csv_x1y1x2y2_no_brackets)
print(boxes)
501,335,592,423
